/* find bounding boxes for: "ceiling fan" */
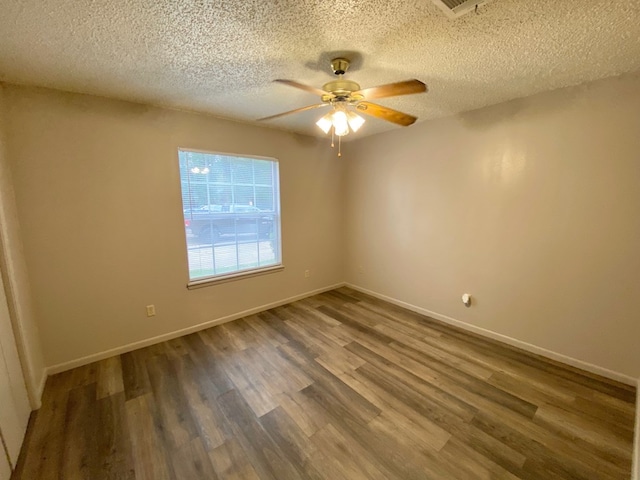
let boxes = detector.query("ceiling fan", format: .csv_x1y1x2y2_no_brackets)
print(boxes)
258,58,427,156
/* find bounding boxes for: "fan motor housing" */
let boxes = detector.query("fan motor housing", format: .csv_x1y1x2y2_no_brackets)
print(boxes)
322,79,360,95
322,79,362,102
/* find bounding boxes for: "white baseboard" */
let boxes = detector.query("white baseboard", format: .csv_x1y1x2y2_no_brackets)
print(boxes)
45,283,345,376
42,280,638,387
23,369,45,411
345,283,638,387
634,382,640,480
33,368,47,409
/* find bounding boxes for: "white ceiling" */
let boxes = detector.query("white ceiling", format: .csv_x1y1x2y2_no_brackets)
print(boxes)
1,0,640,138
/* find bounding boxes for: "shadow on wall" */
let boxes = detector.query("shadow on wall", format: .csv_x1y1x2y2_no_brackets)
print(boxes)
455,72,640,131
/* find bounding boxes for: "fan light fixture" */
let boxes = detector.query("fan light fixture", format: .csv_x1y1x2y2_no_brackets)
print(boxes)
315,106,365,156
315,108,365,137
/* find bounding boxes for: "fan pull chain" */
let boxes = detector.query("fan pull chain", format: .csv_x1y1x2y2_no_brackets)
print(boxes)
338,135,342,157
331,128,335,148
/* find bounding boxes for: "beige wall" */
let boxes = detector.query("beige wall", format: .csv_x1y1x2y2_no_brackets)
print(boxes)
0,84,46,405
346,73,640,379
3,86,345,368
4,73,640,381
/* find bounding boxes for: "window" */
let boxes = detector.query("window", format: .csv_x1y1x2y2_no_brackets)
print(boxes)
178,149,282,285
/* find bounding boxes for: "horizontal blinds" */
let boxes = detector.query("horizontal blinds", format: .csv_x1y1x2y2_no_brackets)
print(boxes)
178,150,282,281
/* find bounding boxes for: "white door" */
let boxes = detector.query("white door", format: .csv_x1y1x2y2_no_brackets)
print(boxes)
0,269,30,469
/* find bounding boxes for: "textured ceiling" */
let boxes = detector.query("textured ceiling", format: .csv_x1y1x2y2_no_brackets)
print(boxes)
1,0,640,138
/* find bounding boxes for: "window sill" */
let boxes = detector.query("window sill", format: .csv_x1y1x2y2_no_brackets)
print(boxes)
187,264,284,289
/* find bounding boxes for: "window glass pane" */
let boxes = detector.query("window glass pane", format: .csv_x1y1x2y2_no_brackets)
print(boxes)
255,186,274,212
232,159,254,184
254,160,273,185
232,185,254,205
178,150,282,282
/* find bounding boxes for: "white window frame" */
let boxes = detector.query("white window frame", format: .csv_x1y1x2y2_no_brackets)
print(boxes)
178,148,283,288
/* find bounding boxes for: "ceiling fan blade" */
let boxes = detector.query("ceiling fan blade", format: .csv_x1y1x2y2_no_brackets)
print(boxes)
356,101,418,126
354,79,427,100
273,79,329,97
258,103,328,121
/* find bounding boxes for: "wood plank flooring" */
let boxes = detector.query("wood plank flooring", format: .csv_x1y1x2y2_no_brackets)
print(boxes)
13,287,637,479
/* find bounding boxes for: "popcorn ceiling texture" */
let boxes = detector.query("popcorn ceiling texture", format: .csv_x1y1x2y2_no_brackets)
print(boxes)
1,0,639,138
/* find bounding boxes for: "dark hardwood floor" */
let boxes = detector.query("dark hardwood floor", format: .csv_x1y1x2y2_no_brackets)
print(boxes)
14,287,637,479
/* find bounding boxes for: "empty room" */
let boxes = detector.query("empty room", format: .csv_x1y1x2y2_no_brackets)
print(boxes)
0,0,639,479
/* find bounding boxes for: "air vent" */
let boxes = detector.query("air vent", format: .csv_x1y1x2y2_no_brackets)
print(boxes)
431,0,494,18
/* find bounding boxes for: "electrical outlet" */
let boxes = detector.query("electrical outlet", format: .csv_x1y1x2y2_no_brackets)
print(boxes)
304,269,310,278
146,305,156,317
